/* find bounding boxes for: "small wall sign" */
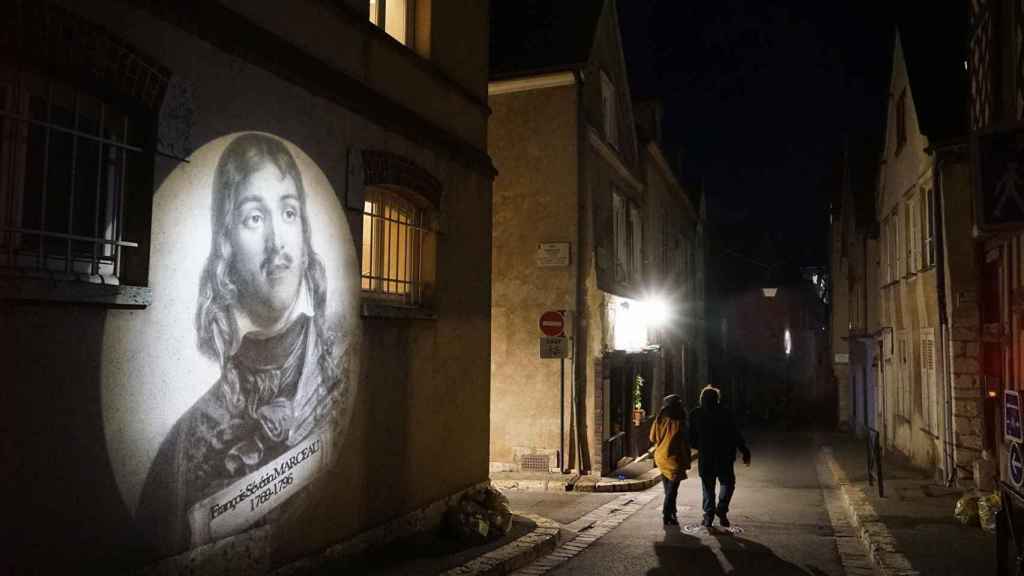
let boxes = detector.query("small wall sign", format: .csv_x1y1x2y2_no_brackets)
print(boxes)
536,242,571,267
540,336,569,359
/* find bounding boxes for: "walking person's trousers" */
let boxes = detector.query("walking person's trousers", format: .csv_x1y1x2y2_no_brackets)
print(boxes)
700,474,735,518
662,475,682,520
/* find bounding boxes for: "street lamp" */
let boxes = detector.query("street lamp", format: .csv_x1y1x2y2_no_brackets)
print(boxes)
762,287,778,298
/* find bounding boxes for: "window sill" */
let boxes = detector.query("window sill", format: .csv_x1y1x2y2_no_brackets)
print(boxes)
0,275,151,307
361,300,437,320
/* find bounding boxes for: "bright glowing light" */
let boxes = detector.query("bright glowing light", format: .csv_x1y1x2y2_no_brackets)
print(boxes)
762,287,778,298
642,295,671,328
612,297,646,351
784,329,792,355
988,390,998,398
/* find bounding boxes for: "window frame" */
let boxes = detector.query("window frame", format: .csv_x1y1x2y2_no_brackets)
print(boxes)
923,187,936,268
360,185,435,308
600,70,619,151
0,67,154,304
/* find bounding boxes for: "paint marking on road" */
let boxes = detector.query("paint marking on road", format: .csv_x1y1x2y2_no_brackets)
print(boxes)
513,490,658,575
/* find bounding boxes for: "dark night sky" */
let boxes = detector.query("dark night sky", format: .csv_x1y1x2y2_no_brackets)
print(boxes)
618,0,893,291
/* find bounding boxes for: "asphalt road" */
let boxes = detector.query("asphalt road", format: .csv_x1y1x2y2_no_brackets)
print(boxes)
534,428,849,575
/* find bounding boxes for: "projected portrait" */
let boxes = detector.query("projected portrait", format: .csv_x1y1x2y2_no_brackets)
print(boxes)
133,133,355,552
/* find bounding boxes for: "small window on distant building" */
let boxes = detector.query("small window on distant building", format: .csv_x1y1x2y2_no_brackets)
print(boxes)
600,70,619,150
613,188,627,283
629,204,642,282
895,88,907,154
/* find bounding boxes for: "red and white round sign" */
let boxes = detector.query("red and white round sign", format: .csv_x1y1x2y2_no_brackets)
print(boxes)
539,310,565,337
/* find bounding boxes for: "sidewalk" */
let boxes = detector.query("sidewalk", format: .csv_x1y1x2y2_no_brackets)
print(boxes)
820,432,996,576
491,452,670,494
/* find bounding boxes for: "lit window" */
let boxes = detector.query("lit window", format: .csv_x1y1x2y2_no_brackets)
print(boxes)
361,187,433,306
369,0,411,46
0,67,145,285
600,70,618,150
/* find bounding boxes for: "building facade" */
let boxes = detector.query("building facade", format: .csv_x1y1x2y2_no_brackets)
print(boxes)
1,0,493,573
968,0,1024,487
488,0,705,477
872,24,978,482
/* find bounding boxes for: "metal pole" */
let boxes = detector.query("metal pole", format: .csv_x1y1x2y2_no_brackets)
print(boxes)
560,355,565,472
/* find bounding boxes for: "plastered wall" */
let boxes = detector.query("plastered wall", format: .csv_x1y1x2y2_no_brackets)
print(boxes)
2,2,492,573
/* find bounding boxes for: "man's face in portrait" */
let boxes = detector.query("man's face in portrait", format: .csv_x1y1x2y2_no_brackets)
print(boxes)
229,162,307,328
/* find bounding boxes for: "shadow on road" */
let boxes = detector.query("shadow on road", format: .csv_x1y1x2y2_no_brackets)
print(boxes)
646,527,820,575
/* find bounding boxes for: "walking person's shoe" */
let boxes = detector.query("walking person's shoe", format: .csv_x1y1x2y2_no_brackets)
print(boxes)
663,516,679,526
702,514,714,528
717,514,730,528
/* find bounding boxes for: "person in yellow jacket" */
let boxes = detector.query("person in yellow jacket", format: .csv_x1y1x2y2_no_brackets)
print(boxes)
649,394,692,525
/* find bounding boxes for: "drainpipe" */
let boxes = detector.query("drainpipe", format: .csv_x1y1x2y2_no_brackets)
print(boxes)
932,148,956,486
572,68,587,473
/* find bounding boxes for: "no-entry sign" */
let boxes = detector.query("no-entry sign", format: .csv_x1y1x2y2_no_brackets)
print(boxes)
539,310,566,337
1011,442,1024,488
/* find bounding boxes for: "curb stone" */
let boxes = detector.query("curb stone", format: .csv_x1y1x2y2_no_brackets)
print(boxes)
574,467,663,493
491,475,578,493
438,513,562,576
821,446,920,576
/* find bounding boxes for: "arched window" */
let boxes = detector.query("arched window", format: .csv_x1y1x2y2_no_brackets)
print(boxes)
359,151,439,308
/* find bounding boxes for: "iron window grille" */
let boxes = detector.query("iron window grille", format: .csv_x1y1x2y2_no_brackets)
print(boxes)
0,68,140,284
361,186,430,306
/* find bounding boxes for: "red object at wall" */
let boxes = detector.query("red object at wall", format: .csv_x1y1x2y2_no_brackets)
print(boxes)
539,310,566,337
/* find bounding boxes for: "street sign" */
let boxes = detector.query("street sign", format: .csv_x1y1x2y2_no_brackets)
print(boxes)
1011,442,1024,488
540,336,569,359
1008,390,1023,442
539,310,566,337
975,128,1024,230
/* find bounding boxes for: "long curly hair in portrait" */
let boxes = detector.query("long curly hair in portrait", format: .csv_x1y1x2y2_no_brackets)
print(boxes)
194,133,337,414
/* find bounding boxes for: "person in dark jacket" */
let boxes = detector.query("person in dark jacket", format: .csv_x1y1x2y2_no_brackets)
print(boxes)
689,385,750,528
649,394,691,525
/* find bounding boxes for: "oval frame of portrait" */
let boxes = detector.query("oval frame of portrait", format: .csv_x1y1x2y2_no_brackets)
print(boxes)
100,132,360,554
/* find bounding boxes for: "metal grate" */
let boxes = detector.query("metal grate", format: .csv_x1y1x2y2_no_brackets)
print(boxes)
0,68,139,283
520,453,551,473
360,187,427,305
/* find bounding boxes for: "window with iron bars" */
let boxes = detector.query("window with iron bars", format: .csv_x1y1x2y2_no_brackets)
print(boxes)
361,187,434,306
0,67,142,284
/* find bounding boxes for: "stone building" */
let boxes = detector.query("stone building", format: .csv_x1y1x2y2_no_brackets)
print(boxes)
967,0,1024,487
488,0,705,477
1,0,493,573
874,21,977,482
